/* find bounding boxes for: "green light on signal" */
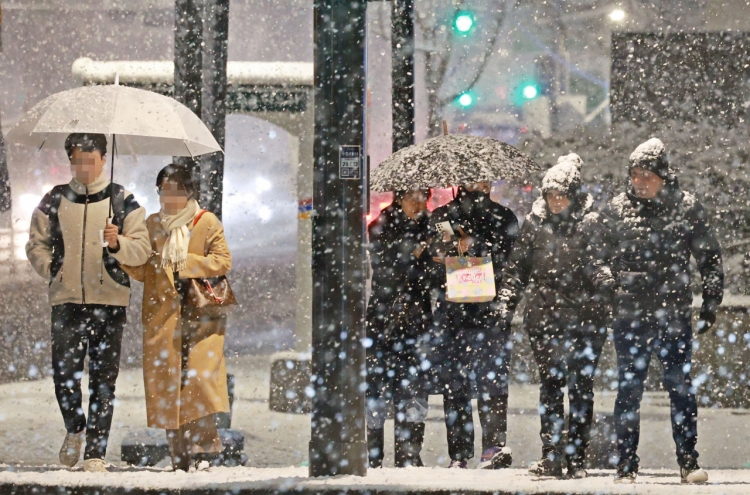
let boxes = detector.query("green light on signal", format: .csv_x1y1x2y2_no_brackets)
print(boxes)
454,12,475,34
522,85,539,99
457,92,474,107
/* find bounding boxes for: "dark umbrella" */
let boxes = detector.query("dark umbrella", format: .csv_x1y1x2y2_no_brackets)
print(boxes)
371,133,540,192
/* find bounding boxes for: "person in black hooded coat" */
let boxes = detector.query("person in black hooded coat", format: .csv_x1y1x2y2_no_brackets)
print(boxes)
366,189,432,468
498,154,609,478
426,182,518,469
588,138,723,485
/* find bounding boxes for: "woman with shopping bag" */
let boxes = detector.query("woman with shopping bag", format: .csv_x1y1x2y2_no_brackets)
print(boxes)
122,164,235,471
497,154,610,479
366,189,432,468
427,182,518,470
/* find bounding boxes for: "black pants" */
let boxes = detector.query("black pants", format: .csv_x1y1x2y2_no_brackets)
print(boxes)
528,322,606,470
613,304,699,473
366,335,428,468
428,303,511,461
51,304,125,460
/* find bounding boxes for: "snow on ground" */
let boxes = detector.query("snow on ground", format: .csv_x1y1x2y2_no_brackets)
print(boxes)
0,355,749,471
0,466,749,494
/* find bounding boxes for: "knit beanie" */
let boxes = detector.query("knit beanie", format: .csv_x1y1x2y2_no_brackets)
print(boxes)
628,138,673,180
541,153,583,197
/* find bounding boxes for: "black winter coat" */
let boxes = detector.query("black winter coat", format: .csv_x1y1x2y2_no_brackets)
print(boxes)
367,205,432,344
589,183,723,311
499,195,609,333
428,189,518,326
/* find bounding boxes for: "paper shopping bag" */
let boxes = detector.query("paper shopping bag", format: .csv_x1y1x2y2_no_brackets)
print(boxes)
445,256,496,303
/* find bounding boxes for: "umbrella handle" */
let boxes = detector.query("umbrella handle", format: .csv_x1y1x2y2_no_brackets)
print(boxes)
99,217,113,248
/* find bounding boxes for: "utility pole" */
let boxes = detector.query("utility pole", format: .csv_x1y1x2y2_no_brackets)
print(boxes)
201,0,229,219
391,0,415,152
173,0,203,186
309,0,368,478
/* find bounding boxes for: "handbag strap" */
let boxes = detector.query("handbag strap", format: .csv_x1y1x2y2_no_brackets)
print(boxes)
193,210,208,227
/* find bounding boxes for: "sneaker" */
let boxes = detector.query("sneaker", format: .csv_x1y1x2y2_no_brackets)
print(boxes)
528,457,563,477
681,466,708,484
478,446,512,469
59,431,85,467
614,468,637,484
83,458,108,473
567,467,588,479
448,459,468,469
195,460,211,471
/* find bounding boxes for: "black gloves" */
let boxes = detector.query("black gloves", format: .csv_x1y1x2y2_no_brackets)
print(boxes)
696,299,719,335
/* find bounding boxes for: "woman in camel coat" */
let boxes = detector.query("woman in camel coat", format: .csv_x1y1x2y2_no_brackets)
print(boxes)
123,164,231,471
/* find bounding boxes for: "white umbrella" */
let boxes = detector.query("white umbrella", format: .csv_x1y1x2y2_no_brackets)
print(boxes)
6,82,221,157
6,81,221,245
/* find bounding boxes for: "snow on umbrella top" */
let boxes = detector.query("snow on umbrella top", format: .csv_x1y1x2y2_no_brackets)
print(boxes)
370,134,541,192
6,83,221,157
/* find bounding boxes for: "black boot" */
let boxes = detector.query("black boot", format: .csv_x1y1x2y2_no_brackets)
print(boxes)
394,422,425,468
478,396,508,451
367,427,385,468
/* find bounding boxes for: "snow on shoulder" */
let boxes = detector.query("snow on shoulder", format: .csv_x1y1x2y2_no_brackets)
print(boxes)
682,190,698,208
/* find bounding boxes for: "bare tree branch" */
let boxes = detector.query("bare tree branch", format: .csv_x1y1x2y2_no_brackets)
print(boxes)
439,1,513,105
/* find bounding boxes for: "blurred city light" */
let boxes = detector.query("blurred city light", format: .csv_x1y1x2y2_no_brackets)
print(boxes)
522,84,539,99
609,8,626,21
457,92,475,107
453,12,475,34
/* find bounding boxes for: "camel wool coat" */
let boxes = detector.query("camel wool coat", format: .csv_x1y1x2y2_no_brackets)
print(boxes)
123,210,231,430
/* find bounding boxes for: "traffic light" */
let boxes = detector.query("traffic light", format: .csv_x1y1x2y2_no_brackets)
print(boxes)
456,91,475,108
453,11,475,34
512,80,541,106
522,84,539,99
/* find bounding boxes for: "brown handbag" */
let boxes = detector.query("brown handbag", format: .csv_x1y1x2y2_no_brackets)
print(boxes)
182,210,238,319
184,275,237,319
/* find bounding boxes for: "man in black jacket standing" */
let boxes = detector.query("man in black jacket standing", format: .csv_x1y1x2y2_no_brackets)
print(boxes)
428,182,518,469
589,138,723,485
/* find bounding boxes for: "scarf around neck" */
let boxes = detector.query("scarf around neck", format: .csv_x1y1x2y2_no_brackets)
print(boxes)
160,199,201,273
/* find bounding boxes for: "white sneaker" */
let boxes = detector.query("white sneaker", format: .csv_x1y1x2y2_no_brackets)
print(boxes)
681,467,708,484
59,431,85,467
83,458,108,473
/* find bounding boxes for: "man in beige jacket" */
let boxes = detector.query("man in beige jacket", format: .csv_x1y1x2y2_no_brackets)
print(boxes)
26,133,150,472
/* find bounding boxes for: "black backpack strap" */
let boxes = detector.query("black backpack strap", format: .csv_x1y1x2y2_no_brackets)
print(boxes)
109,184,142,232
39,185,68,281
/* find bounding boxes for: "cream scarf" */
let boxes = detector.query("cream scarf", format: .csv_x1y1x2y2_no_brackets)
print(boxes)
160,199,201,272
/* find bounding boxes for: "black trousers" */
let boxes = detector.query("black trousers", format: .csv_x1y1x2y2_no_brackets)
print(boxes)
428,303,511,461
613,303,699,473
51,304,125,460
528,322,606,470
366,334,428,468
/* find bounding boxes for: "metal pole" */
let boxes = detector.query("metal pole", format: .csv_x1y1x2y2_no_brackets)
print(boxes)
309,0,368,478
0,112,10,215
201,0,229,219
174,0,203,187
391,0,415,152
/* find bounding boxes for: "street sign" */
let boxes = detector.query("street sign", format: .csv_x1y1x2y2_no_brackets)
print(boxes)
339,145,361,179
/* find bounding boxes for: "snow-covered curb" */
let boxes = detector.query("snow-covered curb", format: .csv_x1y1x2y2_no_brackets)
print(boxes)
0,466,747,494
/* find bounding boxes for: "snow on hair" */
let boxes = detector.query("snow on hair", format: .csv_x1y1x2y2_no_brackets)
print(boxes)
630,138,665,165
541,153,583,194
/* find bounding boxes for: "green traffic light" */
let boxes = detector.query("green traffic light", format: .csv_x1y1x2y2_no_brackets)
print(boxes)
454,12,475,34
522,84,539,99
457,92,474,107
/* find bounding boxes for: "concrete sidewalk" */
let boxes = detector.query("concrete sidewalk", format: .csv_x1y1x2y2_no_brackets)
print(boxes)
0,355,748,469
0,466,749,495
